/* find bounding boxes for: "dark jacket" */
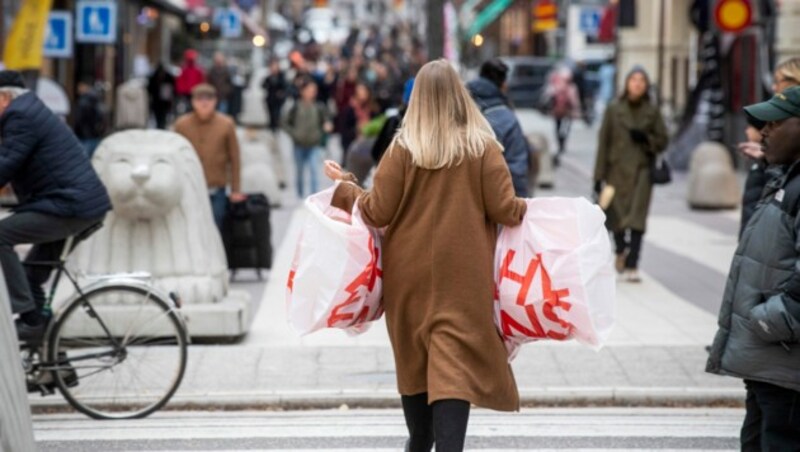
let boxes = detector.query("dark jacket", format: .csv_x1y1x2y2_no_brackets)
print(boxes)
0,92,111,218
707,161,800,392
73,90,104,140
593,99,668,232
467,78,530,197
740,160,772,238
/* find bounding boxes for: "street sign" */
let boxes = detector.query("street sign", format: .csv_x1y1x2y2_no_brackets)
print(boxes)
465,0,513,39
218,8,242,39
76,0,117,44
714,0,752,33
43,11,72,58
579,8,601,36
533,0,558,33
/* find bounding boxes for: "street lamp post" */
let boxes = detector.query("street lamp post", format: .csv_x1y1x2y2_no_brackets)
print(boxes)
427,0,444,60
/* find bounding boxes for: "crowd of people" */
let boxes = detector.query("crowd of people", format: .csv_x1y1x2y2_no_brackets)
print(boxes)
1,16,798,448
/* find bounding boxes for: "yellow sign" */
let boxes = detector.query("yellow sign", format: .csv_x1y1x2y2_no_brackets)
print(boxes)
3,0,53,70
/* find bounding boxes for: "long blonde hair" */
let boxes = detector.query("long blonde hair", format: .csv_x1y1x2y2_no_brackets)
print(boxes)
776,57,800,85
395,59,499,169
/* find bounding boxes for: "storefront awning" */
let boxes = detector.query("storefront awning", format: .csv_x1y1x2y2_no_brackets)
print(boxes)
143,0,190,17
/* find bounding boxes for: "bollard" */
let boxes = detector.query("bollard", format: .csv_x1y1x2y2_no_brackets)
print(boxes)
687,141,740,209
527,133,555,190
0,271,37,452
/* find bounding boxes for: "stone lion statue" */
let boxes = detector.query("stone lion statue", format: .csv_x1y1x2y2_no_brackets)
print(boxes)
73,130,228,305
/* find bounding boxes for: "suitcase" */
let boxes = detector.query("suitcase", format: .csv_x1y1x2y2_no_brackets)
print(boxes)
222,193,273,279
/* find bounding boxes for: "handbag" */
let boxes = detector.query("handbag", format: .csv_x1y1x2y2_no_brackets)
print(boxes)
651,155,672,185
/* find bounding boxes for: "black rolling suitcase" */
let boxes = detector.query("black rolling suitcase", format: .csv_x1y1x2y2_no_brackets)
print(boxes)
222,193,272,279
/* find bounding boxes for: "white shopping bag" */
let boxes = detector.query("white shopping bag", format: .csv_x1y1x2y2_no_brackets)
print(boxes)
286,184,384,335
494,197,615,360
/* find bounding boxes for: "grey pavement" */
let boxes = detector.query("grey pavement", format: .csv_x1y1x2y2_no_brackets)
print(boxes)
28,110,747,413
34,408,743,451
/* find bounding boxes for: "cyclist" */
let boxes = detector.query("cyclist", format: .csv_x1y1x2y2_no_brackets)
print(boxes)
0,71,111,342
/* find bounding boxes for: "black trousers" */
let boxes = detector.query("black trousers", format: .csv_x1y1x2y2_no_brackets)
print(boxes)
555,117,572,154
613,229,644,270
402,393,470,452
741,380,800,451
0,212,101,315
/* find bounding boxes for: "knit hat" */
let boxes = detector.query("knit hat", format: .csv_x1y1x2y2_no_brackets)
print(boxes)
0,71,26,89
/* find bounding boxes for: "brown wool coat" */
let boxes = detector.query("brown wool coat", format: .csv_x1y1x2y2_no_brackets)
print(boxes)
332,141,527,411
174,112,241,192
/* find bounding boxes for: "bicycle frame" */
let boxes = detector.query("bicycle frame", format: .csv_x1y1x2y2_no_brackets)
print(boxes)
22,236,171,373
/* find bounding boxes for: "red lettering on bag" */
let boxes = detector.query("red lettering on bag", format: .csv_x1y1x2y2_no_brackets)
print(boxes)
287,270,296,292
328,236,383,327
497,250,575,340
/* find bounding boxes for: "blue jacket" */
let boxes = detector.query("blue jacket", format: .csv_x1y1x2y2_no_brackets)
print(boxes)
0,92,111,218
467,78,530,197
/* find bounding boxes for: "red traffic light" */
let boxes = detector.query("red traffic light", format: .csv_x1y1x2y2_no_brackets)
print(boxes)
714,0,752,33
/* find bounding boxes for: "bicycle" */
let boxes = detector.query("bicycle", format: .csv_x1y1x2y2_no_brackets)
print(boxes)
19,222,189,420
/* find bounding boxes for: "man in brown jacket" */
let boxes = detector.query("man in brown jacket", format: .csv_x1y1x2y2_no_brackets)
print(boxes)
174,83,244,229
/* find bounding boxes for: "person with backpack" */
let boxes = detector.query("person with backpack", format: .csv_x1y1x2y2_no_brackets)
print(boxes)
543,67,580,166
467,58,533,197
282,77,332,198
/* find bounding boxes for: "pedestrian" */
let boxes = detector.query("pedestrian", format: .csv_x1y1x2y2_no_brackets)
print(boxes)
262,58,288,135
175,49,205,114
282,78,332,199
706,86,800,451
207,52,232,114
592,66,668,283
467,58,533,197
340,81,379,166
72,79,107,158
147,63,176,130
0,70,111,342
323,59,526,451
173,84,244,229
543,67,580,166
371,77,415,164
739,57,800,237
262,59,289,190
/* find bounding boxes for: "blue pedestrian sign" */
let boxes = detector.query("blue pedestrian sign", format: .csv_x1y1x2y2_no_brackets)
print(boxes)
218,8,242,39
43,11,72,58
76,0,117,44
579,8,602,36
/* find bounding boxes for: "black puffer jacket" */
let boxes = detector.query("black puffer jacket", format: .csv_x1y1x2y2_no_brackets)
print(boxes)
739,160,771,238
707,161,800,392
0,92,111,218
467,78,531,197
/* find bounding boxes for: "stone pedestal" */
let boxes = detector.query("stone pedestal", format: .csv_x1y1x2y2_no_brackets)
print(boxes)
0,271,36,452
687,142,740,210
239,129,281,205
527,132,555,190
239,67,268,127
72,130,254,339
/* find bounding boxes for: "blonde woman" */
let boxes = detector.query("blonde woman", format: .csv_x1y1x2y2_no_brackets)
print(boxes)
739,58,800,236
324,59,526,451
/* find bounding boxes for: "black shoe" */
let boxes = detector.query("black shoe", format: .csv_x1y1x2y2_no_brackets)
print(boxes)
15,319,46,344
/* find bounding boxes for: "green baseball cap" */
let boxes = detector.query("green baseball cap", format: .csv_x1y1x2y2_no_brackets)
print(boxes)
745,86,800,128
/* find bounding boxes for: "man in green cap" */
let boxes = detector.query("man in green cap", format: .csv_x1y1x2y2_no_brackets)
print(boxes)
707,86,800,450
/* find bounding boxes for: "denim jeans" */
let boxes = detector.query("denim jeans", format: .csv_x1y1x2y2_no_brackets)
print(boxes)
209,188,228,230
0,212,102,314
741,380,800,451
293,145,321,198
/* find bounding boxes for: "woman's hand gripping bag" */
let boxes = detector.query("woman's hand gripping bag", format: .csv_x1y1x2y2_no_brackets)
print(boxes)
494,197,616,360
286,184,384,335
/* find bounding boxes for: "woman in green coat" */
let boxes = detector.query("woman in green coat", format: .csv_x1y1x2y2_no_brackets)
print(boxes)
593,66,668,282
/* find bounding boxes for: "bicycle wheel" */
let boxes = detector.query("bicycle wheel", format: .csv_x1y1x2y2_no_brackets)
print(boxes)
47,284,188,419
